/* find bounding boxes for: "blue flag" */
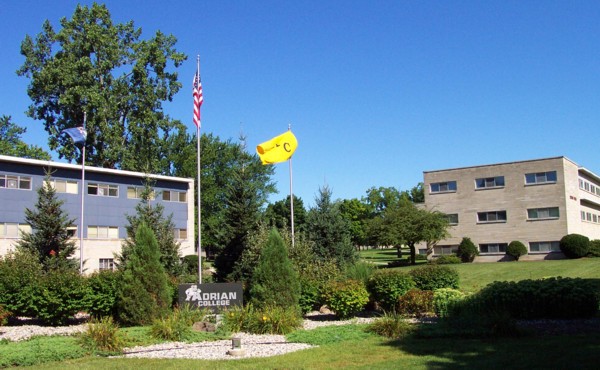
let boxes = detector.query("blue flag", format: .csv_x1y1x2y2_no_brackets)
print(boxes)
62,127,87,146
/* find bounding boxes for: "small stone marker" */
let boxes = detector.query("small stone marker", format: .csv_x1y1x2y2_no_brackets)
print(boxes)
226,336,246,356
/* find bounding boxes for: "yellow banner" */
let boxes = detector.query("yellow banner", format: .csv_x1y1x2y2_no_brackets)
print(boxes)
256,130,298,164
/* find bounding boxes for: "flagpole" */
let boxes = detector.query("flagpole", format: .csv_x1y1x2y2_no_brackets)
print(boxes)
79,112,86,274
288,124,295,248
196,55,202,284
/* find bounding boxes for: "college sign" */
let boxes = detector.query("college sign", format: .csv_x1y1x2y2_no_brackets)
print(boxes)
178,283,243,312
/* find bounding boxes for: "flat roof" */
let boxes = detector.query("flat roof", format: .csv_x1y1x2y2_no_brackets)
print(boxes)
423,156,574,174
0,155,193,184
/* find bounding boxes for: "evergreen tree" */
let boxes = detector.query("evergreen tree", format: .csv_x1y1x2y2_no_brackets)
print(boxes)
306,186,357,267
116,222,171,326
250,229,300,309
214,137,275,281
16,173,77,271
117,179,182,276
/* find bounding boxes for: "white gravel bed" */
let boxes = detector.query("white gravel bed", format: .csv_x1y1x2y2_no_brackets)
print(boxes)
118,332,314,360
0,314,377,360
0,324,87,342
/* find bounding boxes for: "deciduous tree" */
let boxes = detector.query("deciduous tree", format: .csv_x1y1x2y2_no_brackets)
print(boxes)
0,115,50,160
18,3,186,172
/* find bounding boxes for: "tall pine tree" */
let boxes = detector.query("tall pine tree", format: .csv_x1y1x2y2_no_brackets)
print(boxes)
16,173,77,271
117,179,182,276
116,222,171,326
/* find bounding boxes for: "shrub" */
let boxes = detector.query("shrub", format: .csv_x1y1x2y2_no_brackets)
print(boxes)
367,311,413,338
221,304,302,334
85,270,121,319
182,254,199,275
0,305,11,326
367,270,416,311
322,279,369,319
430,255,461,264
415,254,428,261
456,237,478,262
298,277,321,314
506,241,528,261
589,240,600,257
344,261,376,285
0,251,43,317
249,229,300,310
560,234,590,259
458,277,598,319
397,289,434,317
150,313,192,342
433,288,466,318
410,265,459,291
35,267,89,325
79,316,125,355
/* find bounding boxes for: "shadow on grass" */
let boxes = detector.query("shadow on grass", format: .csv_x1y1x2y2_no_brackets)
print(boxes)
381,331,600,369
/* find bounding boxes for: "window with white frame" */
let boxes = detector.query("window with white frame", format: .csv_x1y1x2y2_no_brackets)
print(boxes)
479,243,507,254
430,181,457,193
127,186,155,199
529,241,560,252
173,228,188,240
0,174,32,190
50,179,78,194
0,223,31,237
99,258,114,271
87,226,119,239
524,171,557,185
445,213,459,225
162,190,187,202
527,207,559,220
477,211,507,223
88,183,118,197
475,176,505,189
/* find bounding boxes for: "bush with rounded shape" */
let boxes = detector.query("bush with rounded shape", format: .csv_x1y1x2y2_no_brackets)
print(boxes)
589,240,600,257
430,255,461,264
456,237,479,262
433,288,466,318
560,234,590,259
367,270,416,311
85,270,121,319
35,267,89,325
409,265,459,291
322,279,369,319
397,289,434,317
507,241,528,261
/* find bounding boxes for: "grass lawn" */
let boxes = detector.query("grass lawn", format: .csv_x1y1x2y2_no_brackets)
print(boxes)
19,326,600,369
360,248,600,292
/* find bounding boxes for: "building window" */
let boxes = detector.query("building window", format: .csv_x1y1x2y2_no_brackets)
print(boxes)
477,211,507,223
99,258,114,271
430,181,457,193
527,207,559,220
582,211,586,221
88,183,118,197
525,171,557,185
434,245,458,255
475,176,505,189
0,174,32,190
174,228,188,240
479,243,507,254
67,226,78,238
445,213,459,225
529,241,560,252
127,186,155,199
88,226,119,239
49,179,79,194
162,190,187,202
0,223,31,237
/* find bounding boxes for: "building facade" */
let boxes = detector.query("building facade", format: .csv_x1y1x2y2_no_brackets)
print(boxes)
423,156,600,261
0,155,195,272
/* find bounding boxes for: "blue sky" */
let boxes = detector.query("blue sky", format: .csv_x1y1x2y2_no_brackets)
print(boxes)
2,1,600,207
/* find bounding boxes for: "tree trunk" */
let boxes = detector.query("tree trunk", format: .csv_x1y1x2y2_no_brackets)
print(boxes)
396,245,402,258
409,243,416,265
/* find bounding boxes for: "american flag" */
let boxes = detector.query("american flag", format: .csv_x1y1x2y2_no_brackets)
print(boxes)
193,70,203,128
